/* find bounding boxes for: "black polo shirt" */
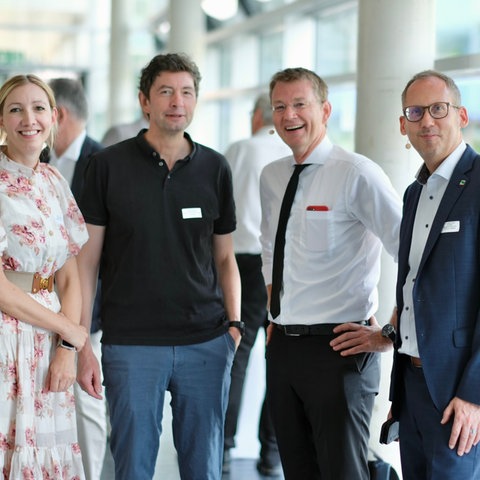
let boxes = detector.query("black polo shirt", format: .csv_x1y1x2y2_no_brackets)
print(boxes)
80,131,236,346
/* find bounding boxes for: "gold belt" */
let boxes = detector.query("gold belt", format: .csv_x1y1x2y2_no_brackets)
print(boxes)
4,270,55,293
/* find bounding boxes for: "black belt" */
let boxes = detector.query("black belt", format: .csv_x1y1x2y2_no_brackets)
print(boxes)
275,320,368,337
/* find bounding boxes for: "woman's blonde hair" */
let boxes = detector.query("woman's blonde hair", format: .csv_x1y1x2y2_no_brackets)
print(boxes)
0,74,57,148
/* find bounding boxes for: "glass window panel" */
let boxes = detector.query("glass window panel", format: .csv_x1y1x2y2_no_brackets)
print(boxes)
259,31,283,84
327,84,356,151
219,43,233,88
436,0,480,57
455,76,480,152
316,5,357,76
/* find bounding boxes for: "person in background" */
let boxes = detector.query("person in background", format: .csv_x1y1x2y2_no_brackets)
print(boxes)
388,70,480,479
101,114,148,147
259,67,402,479
222,92,290,477
0,74,88,478
76,52,242,480
45,77,107,480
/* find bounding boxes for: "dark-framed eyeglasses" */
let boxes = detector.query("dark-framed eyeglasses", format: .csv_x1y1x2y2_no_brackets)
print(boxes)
403,102,460,122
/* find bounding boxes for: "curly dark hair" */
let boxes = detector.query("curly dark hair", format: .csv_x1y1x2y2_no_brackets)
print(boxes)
139,52,202,99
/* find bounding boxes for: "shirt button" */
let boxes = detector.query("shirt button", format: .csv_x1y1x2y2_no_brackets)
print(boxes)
159,161,164,166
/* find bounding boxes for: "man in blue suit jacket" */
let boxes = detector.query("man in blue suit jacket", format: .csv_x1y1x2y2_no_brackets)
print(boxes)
390,70,480,479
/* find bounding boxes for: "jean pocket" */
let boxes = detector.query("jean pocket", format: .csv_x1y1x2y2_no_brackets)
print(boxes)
224,330,236,352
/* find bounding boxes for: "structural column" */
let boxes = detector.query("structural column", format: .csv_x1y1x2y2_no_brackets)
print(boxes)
355,0,436,474
108,0,134,125
167,0,206,138
168,0,206,70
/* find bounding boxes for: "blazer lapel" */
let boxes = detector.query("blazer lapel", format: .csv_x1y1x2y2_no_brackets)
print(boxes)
418,147,476,273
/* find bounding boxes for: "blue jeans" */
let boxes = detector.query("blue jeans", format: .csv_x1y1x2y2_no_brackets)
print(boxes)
102,333,236,480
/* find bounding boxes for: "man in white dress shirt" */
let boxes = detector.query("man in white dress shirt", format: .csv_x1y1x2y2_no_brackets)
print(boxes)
223,93,290,476
259,67,402,479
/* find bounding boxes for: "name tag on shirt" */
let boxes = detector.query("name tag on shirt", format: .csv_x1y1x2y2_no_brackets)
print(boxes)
441,220,460,233
182,207,202,219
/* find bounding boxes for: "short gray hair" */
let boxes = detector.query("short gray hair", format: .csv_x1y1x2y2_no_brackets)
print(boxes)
253,93,273,125
49,78,88,122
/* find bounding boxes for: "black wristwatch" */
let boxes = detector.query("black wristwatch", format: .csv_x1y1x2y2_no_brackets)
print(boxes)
228,320,245,337
381,324,396,343
57,338,77,351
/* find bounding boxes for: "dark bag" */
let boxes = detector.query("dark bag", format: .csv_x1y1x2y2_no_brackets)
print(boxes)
368,450,400,480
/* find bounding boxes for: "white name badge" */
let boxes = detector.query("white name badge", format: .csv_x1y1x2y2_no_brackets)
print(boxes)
182,207,202,219
441,220,460,233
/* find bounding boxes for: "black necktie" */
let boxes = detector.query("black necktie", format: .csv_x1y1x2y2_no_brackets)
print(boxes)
270,163,309,319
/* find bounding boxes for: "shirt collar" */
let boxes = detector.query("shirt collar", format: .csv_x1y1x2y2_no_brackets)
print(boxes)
290,136,333,167
137,130,196,162
50,130,87,164
416,140,466,185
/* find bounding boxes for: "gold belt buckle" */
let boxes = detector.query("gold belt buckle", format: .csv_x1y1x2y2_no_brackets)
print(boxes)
39,276,50,290
32,273,54,293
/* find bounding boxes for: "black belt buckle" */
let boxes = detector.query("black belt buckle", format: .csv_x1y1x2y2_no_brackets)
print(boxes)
281,325,309,336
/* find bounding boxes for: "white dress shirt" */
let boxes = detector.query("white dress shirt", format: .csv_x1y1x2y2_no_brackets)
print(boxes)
399,141,466,357
225,126,291,254
260,136,402,325
49,130,86,184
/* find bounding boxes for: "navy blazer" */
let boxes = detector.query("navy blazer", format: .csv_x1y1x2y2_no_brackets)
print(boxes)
70,136,104,198
391,144,480,417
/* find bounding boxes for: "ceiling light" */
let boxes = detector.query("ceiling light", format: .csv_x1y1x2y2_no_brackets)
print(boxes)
201,0,238,21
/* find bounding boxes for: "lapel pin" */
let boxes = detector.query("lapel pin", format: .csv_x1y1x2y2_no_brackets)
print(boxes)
459,179,466,186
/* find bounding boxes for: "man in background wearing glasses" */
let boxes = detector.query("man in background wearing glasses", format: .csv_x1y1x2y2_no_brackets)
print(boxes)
259,67,402,479
390,70,480,479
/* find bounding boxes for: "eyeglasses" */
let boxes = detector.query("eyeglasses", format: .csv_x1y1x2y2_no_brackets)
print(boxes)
272,101,313,114
403,102,460,122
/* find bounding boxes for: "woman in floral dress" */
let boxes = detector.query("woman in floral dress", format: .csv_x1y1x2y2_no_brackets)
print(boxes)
0,74,89,479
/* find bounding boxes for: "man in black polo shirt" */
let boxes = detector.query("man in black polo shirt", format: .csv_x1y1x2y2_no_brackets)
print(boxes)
76,53,242,480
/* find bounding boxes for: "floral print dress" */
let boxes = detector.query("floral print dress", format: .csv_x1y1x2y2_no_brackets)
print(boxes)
0,151,88,480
